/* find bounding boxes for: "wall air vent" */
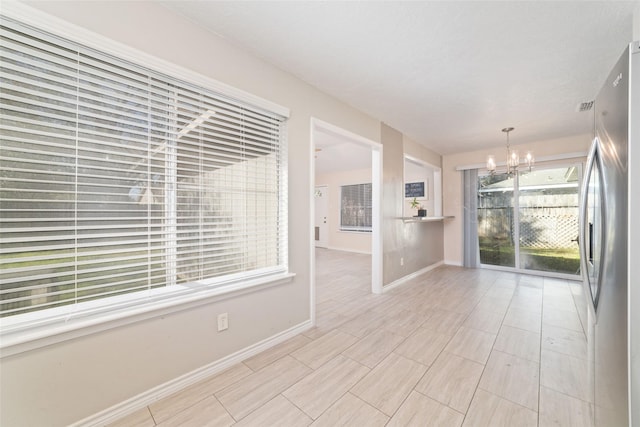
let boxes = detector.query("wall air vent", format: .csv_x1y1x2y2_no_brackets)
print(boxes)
576,100,594,112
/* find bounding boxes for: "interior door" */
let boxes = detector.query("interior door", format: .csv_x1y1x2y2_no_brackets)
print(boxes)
314,186,328,248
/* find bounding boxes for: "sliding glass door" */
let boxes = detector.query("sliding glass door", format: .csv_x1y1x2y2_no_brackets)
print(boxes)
477,172,516,267
477,164,581,276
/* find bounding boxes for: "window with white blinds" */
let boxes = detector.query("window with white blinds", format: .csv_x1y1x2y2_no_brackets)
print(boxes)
340,183,372,232
0,19,288,319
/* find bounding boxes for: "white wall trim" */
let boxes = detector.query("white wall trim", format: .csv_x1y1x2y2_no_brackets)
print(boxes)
455,151,587,171
444,260,464,267
382,261,444,293
309,123,317,327
69,319,312,427
0,1,289,118
404,154,440,170
311,119,380,148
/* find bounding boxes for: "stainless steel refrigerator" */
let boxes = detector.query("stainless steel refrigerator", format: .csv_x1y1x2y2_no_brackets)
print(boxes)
580,41,639,427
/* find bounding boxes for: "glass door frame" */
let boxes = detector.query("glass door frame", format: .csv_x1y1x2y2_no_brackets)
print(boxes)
478,161,584,280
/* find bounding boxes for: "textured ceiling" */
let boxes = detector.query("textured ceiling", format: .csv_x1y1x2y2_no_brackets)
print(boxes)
161,1,637,155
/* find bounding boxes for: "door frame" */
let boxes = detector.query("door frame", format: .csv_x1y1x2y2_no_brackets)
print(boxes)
309,118,383,325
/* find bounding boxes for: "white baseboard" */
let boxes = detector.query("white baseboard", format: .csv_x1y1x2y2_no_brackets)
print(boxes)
382,261,444,293
444,260,463,267
71,320,313,427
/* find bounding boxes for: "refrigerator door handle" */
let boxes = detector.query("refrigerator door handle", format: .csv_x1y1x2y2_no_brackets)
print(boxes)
579,138,598,274
580,136,605,314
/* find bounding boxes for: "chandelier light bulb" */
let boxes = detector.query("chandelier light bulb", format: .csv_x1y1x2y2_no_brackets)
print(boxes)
509,150,519,167
525,151,534,171
486,155,496,173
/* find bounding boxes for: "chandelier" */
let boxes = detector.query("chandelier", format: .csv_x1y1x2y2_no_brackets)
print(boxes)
486,127,533,175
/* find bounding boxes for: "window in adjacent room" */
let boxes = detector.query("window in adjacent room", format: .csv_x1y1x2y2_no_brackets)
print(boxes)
340,183,372,232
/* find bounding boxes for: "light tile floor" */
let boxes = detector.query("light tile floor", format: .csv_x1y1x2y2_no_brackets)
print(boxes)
110,249,593,426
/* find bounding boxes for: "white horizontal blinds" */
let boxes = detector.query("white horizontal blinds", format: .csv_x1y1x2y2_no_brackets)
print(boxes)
173,86,285,283
74,55,168,304
1,24,83,316
0,19,287,318
340,183,372,232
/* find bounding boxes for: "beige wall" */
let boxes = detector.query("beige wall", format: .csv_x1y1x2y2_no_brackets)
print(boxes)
382,124,444,285
1,2,383,426
382,124,405,284
634,2,640,41
403,135,442,168
441,134,590,266
315,168,373,254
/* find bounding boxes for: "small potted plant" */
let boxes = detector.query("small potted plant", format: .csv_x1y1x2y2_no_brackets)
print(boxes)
410,197,427,217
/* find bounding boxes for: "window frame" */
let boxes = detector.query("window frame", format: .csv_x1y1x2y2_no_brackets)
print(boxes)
0,5,292,357
339,182,373,233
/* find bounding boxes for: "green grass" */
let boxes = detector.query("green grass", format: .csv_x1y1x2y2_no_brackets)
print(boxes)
479,242,580,275
0,249,166,317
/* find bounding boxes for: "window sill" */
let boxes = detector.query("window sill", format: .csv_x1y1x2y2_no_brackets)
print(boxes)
0,272,295,358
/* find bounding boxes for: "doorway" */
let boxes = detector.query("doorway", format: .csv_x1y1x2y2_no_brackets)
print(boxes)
477,163,582,277
310,118,383,324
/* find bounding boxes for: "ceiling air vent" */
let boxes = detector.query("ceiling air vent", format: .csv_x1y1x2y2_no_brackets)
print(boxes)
576,100,594,112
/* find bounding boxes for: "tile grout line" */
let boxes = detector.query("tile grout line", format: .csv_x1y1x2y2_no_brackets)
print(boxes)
214,394,237,424
459,274,512,426
146,406,157,426
473,280,540,414
278,392,314,423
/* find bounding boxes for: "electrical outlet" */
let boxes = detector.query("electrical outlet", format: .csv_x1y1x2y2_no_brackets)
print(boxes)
400,257,404,266
217,313,228,331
